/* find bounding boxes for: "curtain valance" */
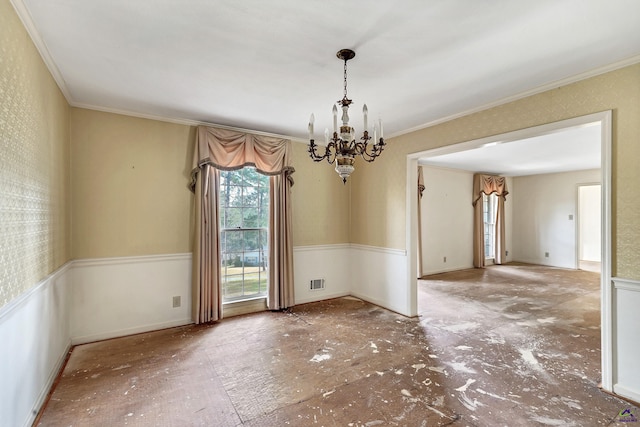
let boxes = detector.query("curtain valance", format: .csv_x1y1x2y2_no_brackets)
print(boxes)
190,126,294,191
472,173,508,268
472,174,509,206
418,166,425,199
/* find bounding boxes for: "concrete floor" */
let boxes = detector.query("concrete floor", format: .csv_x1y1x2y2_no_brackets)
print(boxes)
37,264,638,426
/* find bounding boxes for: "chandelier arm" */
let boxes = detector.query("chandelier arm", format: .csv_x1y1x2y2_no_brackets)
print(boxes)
325,142,340,164
355,138,386,162
308,140,331,162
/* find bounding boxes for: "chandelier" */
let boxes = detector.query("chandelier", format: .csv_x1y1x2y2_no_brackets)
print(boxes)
308,49,385,184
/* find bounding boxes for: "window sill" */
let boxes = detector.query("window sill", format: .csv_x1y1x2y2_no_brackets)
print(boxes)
222,296,267,318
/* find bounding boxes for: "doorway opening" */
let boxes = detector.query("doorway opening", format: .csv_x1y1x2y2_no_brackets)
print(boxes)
406,111,612,391
578,183,602,273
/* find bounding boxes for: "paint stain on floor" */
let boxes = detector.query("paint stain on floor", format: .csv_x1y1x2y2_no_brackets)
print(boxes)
37,264,638,426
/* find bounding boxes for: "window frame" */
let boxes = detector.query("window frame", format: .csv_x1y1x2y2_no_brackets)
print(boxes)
483,192,498,261
219,167,270,303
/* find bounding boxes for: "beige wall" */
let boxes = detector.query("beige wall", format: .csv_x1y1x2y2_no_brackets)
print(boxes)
0,0,70,309
351,63,640,279
290,141,351,246
70,109,348,259
70,109,194,258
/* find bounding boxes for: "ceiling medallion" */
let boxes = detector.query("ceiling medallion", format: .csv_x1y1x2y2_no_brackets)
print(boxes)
308,49,385,184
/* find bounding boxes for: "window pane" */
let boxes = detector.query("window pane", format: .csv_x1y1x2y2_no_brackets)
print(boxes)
227,185,243,207
244,230,260,251
483,193,496,259
225,230,244,252
219,167,270,302
244,186,258,206
223,207,242,228
242,167,260,186
243,207,259,228
220,171,229,187
259,230,268,248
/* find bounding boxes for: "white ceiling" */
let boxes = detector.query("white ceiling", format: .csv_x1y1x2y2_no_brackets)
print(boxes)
419,122,602,177
16,0,640,143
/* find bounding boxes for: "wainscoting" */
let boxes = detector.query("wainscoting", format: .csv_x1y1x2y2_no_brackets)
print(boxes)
293,244,351,304
0,244,407,425
0,263,72,427
11,249,637,426
71,254,193,345
612,277,640,403
350,244,409,316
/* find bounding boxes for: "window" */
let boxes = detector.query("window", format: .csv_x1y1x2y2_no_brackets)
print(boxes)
483,193,497,260
219,167,269,302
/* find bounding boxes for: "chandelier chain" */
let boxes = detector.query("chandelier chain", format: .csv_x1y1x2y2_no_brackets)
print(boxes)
343,59,348,99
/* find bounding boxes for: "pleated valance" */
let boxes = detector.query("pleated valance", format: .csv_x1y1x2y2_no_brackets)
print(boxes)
472,173,508,267
472,174,509,206
418,166,425,199
189,126,294,192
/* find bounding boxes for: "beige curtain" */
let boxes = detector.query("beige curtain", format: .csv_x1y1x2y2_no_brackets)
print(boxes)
190,126,295,323
417,166,425,278
472,174,508,268
268,173,294,309
191,165,222,323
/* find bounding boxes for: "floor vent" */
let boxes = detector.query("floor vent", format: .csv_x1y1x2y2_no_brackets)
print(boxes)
310,278,325,291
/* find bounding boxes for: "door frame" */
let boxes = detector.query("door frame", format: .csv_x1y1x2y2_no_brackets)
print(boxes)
576,182,602,270
405,110,613,391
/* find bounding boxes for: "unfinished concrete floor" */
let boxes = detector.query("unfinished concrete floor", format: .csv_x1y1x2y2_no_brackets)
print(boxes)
37,264,638,426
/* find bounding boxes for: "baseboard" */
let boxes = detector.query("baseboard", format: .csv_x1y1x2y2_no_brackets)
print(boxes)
422,265,474,276
350,291,413,318
71,318,193,345
511,258,575,269
27,339,71,427
613,384,640,406
295,291,350,305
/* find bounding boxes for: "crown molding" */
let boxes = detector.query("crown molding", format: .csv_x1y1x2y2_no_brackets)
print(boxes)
390,54,640,139
70,102,308,144
10,0,73,101
11,0,639,144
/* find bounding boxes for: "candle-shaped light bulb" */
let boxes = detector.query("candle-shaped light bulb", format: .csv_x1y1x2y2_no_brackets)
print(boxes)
373,122,378,143
324,128,329,145
379,119,383,138
332,105,338,133
363,104,368,132
308,113,315,139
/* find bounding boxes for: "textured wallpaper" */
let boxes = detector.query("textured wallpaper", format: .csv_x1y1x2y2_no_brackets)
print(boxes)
351,63,640,279
69,109,347,258
0,0,70,309
291,141,351,246
70,109,193,259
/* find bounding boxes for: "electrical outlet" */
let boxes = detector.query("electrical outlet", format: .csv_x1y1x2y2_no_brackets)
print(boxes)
506,250,509,256
172,296,181,308
545,252,549,258
443,256,447,263
569,214,574,220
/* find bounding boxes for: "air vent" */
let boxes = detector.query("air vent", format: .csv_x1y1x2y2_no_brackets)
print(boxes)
310,278,325,291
